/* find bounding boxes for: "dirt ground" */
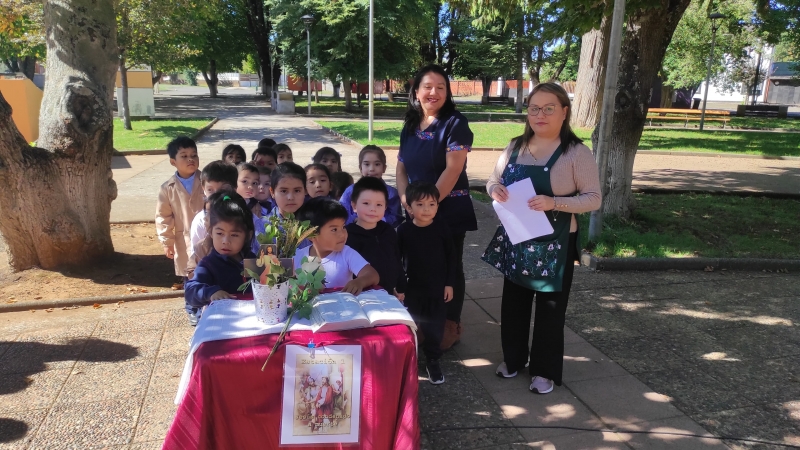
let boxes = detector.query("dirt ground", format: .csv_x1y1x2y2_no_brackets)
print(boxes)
0,223,181,304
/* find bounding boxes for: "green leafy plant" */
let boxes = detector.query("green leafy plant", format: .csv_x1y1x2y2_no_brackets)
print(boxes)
261,256,326,370
256,213,318,258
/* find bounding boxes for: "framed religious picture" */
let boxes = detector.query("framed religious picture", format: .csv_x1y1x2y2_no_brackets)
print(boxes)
280,345,362,445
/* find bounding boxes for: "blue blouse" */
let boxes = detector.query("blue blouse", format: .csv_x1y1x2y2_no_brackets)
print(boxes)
398,110,478,233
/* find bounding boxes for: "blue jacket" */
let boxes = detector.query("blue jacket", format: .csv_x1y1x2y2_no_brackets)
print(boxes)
185,248,256,307
339,179,403,228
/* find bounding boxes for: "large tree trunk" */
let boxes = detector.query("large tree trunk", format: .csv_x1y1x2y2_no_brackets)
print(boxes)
481,77,491,102
119,56,132,130
514,20,524,113
573,17,612,128
0,0,118,271
601,0,691,218
242,0,274,98
203,60,219,98
343,76,353,111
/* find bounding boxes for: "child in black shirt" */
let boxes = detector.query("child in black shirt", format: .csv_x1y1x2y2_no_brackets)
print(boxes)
345,177,406,298
397,182,455,385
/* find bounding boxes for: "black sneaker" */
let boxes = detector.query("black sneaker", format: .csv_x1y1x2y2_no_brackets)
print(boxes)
426,359,445,385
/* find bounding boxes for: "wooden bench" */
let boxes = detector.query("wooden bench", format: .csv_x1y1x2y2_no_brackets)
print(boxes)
647,108,731,128
736,104,789,119
484,96,514,106
388,92,409,102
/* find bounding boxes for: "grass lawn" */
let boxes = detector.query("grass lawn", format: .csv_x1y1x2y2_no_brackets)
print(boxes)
318,120,800,157
472,191,800,259
114,118,213,151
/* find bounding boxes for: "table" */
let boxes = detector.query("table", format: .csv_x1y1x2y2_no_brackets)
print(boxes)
162,324,419,449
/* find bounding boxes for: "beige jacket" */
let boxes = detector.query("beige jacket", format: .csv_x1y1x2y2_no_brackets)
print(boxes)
487,141,601,232
156,171,204,276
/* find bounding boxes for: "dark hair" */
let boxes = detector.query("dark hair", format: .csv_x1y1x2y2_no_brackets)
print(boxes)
273,143,292,154
201,160,238,187
256,165,272,176
351,176,388,204
359,145,386,166
167,136,197,159
221,144,246,163
518,82,582,153
207,189,254,251
312,147,342,171
270,162,306,189
236,162,259,176
251,146,277,162
330,172,354,199
406,181,440,204
403,65,456,133
305,163,332,179
258,138,276,148
296,197,348,229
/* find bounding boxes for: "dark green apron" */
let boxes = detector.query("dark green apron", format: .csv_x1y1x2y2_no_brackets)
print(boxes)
481,142,573,292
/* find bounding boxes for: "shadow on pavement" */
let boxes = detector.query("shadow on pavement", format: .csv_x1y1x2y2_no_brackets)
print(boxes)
0,418,28,443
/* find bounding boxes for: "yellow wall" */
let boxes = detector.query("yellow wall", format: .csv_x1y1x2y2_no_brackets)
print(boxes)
0,78,43,143
115,71,153,88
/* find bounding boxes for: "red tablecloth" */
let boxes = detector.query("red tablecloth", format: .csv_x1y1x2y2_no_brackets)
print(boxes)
162,325,419,450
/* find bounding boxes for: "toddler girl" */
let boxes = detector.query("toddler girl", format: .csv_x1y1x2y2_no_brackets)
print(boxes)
274,143,294,163
222,144,246,165
312,147,342,173
185,191,256,310
268,162,307,219
305,164,332,199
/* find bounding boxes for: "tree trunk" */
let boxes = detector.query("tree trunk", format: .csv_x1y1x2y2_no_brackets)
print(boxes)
333,81,340,99
551,40,573,81
573,17,612,129
356,80,362,108
0,0,118,271
343,76,352,111
20,57,36,81
481,77,491,102
515,42,524,113
151,70,163,86
203,60,219,98
601,0,692,219
119,57,132,130
242,0,274,98
660,85,674,108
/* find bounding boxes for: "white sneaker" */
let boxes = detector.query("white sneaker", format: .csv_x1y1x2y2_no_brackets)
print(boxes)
495,362,517,378
530,376,554,394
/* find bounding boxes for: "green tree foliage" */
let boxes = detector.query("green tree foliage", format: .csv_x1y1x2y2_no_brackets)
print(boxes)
0,0,44,79
451,18,516,93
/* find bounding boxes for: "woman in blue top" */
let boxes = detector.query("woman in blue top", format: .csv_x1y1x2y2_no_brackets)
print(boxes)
396,64,478,350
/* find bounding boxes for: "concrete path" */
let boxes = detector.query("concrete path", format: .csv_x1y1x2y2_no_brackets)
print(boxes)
110,93,800,222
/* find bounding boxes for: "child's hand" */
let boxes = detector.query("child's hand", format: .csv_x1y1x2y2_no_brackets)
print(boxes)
164,247,175,259
210,290,231,301
341,280,364,296
444,286,453,302
393,289,405,302
187,269,194,280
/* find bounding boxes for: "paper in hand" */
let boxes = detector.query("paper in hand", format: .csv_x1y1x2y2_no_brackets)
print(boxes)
492,178,554,244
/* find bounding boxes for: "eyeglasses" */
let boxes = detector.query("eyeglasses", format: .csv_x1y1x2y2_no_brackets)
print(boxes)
527,105,558,116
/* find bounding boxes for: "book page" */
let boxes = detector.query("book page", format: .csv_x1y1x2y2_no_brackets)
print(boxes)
311,292,371,333
492,178,554,244
356,290,416,329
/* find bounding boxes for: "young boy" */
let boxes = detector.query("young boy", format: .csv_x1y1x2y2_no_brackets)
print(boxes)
339,145,402,227
156,136,204,306
258,137,276,149
345,177,406,299
294,197,379,294
251,146,278,171
397,182,455,385
274,143,294,163
255,165,273,213
188,160,239,275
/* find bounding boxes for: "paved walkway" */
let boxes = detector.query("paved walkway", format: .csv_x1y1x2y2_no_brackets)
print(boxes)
110,92,800,222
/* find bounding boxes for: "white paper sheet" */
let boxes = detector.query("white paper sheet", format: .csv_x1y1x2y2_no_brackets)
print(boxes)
492,178,554,244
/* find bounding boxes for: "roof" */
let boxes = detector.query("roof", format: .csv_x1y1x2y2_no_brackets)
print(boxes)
768,62,800,79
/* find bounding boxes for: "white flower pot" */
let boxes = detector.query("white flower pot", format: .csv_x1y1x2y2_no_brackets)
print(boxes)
253,280,289,325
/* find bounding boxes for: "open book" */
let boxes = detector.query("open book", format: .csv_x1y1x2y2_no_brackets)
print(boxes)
310,289,416,333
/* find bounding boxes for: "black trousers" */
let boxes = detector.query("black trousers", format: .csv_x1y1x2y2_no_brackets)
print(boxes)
405,288,447,361
446,232,467,323
500,232,577,385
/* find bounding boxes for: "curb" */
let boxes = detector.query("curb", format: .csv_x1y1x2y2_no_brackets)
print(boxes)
631,188,800,200
112,117,219,156
580,251,800,272
0,290,184,313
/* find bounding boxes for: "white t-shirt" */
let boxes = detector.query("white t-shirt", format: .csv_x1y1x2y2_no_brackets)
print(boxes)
293,245,369,289
188,210,206,261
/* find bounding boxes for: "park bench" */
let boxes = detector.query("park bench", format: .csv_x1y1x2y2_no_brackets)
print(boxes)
484,96,515,106
736,104,789,119
388,92,409,102
647,108,731,128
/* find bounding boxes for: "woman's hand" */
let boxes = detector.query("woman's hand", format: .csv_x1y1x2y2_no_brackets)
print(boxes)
528,195,555,211
491,185,509,203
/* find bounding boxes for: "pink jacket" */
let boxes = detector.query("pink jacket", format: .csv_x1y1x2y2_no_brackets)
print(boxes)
155,172,204,276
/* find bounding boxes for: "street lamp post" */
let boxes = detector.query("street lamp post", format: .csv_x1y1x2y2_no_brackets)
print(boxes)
699,12,725,131
301,15,313,115
368,0,374,142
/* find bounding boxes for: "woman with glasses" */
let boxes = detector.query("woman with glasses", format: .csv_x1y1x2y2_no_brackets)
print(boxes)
482,82,600,394
396,64,477,352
